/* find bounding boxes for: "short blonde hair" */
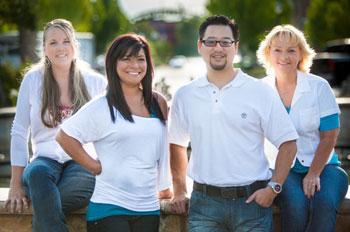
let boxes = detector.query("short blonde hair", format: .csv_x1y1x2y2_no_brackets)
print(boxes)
257,24,315,74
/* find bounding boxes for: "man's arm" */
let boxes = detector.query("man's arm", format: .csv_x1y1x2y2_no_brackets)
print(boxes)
246,140,297,207
272,140,297,185
170,143,189,214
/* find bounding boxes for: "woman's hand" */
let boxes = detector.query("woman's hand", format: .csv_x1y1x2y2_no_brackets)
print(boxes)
5,185,29,213
91,159,102,176
303,172,321,198
158,188,173,199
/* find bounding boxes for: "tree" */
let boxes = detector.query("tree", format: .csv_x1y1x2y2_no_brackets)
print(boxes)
290,0,311,28
305,0,350,50
0,0,39,62
91,0,130,55
133,20,173,65
206,0,291,56
36,0,93,31
174,16,204,56
0,0,93,63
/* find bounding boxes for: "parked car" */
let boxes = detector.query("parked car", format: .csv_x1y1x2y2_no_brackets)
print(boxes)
311,38,350,90
0,31,97,68
169,55,187,68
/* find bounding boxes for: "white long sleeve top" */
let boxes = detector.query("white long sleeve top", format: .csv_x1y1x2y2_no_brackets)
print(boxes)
10,66,107,167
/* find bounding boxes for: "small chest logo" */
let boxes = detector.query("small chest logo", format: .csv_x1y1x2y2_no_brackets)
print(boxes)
241,113,247,119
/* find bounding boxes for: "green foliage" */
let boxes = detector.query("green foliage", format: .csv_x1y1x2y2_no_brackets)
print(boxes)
0,63,22,107
305,0,350,50
0,0,39,30
206,0,292,55
133,21,173,65
91,0,131,54
36,0,93,31
174,16,204,56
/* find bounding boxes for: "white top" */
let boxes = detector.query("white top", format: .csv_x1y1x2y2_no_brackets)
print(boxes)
10,66,107,166
169,69,298,187
263,71,340,167
60,96,171,211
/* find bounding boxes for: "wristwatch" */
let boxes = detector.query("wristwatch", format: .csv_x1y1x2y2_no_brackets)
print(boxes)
268,181,282,194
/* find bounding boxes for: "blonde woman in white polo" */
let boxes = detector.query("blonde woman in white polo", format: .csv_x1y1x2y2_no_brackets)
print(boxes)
258,24,349,232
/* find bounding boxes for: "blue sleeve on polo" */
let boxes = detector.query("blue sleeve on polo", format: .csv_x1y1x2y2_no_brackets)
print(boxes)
319,113,339,131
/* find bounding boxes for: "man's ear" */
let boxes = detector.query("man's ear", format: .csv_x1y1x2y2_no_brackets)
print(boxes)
197,40,202,55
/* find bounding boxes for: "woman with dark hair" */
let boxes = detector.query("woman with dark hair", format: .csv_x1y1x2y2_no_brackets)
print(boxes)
56,33,172,232
6,19,106,231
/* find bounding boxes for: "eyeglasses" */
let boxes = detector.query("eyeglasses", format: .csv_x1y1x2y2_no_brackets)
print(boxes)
201,39,237,47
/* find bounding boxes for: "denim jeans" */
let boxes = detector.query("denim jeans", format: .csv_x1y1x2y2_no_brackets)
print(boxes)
277,164,349,232
87,215,159,232
188,190,273,232
22,156,95,232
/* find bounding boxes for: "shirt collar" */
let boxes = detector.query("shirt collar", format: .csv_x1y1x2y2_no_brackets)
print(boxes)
195,69,247,89
265,70,311,93
296,70,311,93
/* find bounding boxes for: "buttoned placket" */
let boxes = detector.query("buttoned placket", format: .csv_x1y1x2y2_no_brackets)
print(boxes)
210,85,221,113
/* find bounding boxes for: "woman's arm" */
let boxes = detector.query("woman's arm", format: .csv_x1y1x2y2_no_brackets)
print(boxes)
5,166,29,213
303,128,339,198
7,73,34,213
56,129,101,175
159,188,173,199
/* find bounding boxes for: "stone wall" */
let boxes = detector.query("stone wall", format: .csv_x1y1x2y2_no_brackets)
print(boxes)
1,188,349,232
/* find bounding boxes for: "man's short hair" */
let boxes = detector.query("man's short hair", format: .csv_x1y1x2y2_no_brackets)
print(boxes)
198,15,239,42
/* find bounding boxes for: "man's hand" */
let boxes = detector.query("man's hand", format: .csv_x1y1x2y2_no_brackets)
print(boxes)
245,187,277,208
5,185,29,213
170,192,189,215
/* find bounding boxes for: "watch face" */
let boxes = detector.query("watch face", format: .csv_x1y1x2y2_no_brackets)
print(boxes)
274,184,282,193
269,181,282,194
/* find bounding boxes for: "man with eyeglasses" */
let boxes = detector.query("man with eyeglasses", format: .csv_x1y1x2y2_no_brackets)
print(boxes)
169,15,298,231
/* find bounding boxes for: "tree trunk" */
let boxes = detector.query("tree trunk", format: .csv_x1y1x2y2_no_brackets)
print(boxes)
18,26,39,63
292,0,311,29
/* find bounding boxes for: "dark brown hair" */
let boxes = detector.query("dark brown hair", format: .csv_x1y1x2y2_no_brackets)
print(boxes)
104,33,165,124
199,15,239,42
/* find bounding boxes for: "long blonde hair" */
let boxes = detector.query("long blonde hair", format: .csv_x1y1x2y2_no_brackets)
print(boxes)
257,24,316,74
39,19,90,128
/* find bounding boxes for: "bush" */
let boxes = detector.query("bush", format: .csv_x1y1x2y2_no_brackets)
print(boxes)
0,63,22,107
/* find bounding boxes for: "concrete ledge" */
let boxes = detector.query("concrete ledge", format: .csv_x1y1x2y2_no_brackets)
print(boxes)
1,188,350,232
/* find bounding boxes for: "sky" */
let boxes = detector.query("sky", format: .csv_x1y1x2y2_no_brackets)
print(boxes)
118,0,208,19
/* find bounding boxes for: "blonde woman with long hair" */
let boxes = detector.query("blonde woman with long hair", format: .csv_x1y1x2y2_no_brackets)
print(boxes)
5,19,106,231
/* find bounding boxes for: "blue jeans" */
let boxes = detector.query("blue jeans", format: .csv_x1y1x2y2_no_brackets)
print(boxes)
22,157,95,232
188,190,273,232
277,165,349,232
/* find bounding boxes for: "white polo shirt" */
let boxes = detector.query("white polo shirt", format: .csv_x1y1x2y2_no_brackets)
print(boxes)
263,71,340,167
169,69,298,187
